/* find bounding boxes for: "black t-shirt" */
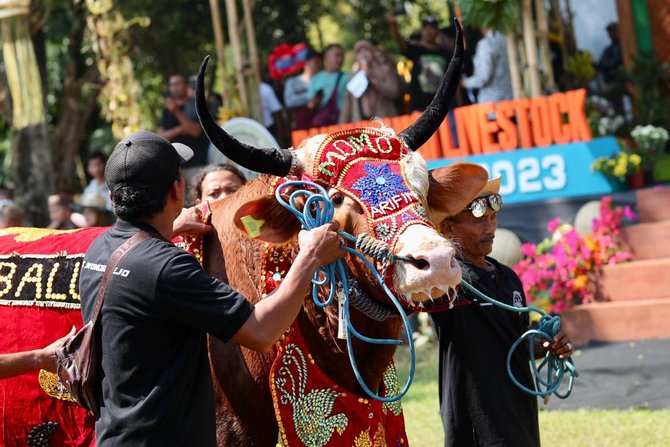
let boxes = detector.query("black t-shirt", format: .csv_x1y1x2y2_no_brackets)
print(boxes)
79,219,254,446
431,257,540,447
403,42,451,111
158,98,210,168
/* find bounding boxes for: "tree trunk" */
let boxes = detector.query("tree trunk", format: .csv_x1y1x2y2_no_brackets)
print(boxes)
50,75,100,193
521,0,541,97
506,32,524,99
209,0,230,108
47,6,100,193
1,12,53,226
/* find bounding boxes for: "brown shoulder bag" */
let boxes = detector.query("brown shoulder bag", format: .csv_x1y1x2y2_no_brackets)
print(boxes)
56,231,150,415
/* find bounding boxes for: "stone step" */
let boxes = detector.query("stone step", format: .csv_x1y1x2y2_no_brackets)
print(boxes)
636,186,670,223
622,221,670,260
560,298,670,346
594,258,670,301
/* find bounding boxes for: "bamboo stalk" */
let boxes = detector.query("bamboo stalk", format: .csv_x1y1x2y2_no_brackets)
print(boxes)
521,0,541,96
506,32,524,99
242,0,262,122
535,0,555,90
209,0,230,108
225,0,249,114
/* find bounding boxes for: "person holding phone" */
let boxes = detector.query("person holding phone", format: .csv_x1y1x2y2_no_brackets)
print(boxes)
338,40,400,124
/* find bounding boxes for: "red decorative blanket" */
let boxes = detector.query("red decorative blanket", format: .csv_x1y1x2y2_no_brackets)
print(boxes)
0,227,107,447
261,244,409,446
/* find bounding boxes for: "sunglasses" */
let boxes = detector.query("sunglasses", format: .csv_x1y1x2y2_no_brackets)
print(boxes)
467,193,502,218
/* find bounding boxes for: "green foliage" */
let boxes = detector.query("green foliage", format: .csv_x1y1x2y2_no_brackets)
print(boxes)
566,51,596,81
458,0,520,33
623,55,670,128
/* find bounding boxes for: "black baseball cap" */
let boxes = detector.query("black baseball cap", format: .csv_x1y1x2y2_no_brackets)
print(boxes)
106,130,193,197
422,16,439,27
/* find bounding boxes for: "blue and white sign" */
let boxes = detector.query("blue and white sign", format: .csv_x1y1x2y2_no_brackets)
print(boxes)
427,136,623,204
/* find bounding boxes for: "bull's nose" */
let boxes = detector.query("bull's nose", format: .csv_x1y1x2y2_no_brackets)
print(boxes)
403,256,430,270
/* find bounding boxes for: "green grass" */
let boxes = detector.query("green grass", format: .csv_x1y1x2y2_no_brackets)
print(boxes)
394,341,670,446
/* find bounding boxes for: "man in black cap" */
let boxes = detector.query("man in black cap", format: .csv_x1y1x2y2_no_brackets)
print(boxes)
79,130,343,446
388,12,452,111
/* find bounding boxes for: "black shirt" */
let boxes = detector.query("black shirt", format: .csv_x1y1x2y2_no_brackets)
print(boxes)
403,42,451,111
431,257,540,447
158,98,210,168
79,219,254,446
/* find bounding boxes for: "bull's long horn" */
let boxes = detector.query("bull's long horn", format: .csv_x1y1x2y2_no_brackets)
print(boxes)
399,18,463,151
195,56,295,176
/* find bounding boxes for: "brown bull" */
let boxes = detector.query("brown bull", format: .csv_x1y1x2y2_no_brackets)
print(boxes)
195,21,488,446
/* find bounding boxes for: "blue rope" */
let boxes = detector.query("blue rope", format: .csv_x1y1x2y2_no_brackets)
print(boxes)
460,280,578,398
275,180,415,402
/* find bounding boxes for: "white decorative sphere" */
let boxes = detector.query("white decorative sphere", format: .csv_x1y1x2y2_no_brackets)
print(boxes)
491,228,523,267
574,200,602,235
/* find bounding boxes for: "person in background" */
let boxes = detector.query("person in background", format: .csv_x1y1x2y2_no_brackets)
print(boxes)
71,192,115,227
189,164,246,205
595,22,623,88
0,327,75,379
284,49,323,130
461,27,513,104
0,202,24,228
431,176,574,447
47,193,77,230
307,44,348,127
207,92,223,118
187,75,197,99
158,73,210,181
83,152,113,210
388,13,451,111
338,40,400,124
259,80,286,143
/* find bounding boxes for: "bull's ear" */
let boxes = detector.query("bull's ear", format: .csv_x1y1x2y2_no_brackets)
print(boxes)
233,196,302,244
427,162,489,220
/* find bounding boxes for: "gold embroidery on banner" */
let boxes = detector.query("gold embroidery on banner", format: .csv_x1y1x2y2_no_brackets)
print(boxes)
0,227,82,243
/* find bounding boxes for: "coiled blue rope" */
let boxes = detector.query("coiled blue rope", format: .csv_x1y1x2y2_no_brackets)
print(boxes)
275,180,415,402
460,280,578,399
274,180,577,401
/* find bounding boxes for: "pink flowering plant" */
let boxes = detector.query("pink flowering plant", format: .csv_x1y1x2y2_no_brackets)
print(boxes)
514,197,635,314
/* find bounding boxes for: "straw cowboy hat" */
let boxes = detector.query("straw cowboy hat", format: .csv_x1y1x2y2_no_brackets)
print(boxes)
474,175,501,198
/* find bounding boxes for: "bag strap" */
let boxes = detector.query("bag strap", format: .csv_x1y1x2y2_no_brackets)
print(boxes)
89,231,151,325
326,71,344,103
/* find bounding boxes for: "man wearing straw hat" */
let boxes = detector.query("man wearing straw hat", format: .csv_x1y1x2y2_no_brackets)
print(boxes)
432,175,575,447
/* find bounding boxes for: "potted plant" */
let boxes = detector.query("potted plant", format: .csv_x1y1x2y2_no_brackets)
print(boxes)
591,149,643,189
628,125,669,183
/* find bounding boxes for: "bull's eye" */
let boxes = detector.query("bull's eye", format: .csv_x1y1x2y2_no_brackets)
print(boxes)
331,193,345,206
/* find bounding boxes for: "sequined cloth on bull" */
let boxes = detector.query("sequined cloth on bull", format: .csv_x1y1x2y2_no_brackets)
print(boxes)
313,128,431,249
261,244,408,447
